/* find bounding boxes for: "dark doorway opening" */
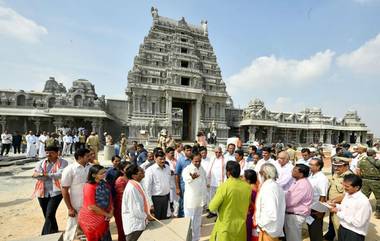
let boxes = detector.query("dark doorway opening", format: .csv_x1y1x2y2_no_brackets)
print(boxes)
172,98,193,141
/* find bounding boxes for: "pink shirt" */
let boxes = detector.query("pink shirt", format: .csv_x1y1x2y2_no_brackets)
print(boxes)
285,178,313,216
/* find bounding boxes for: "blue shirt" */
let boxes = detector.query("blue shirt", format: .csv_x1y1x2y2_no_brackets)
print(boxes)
175,155,192,187
137,149,148,166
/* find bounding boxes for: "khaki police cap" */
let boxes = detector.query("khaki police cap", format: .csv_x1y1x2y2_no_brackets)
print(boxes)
332,156,350,166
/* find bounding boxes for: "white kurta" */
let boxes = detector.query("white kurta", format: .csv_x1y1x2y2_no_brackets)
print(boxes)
183,163,207,241
26,134,37,158
122,181,148,235
38,135,47,158
208,156,226,187
183,163,207,209
255,179,286,238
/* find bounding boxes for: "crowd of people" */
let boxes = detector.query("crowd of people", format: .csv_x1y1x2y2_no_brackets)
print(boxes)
0,128,101,159
30,130,380,241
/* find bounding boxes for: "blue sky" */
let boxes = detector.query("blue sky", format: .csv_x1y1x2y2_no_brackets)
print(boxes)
0,0,380,136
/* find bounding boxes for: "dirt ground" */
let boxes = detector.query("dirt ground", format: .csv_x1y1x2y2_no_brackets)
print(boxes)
0,152,379,241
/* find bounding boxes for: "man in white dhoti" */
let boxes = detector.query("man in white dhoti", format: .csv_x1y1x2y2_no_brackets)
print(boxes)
183,152,207,241
38,131,47,158
62,133,73,156
122,164,153,241
26,131,37,158
206,146,225,218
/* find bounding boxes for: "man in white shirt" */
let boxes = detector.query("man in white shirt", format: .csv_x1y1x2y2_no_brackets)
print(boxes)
62,133,73,156
183,152,207,241
330,174,372,241
61,148,91,241
199,146,210,207
224,143,236,161
308,157,329,241
255,146,279,182
276,151,294,191
296,148,312,166
165,147,178,217
1,129,12,156
206,146,225,218
144,150,171,220
38,131,47,159
26,130,37,158
122,164,153,241
255,163,285,240
351,145,367,174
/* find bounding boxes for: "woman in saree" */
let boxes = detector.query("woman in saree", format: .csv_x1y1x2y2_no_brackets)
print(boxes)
243,169,259,241
78,165,113,241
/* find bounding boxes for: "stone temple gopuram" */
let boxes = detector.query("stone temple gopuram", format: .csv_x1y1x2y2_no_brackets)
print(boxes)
125,7,230,142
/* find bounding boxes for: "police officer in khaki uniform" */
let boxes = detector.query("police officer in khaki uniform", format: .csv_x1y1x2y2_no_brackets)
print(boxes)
86,131,100,160
325,157,352,240
358,148,380,218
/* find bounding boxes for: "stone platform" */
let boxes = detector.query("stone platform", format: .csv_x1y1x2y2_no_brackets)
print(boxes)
139,217,191,241
13,232,62,241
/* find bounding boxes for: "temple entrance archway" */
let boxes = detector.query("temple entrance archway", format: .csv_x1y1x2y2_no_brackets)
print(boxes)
172,98,196,141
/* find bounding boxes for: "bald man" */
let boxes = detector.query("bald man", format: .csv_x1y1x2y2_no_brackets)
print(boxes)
276,151,294,191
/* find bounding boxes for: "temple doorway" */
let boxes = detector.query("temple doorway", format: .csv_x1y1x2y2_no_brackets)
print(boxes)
172,98,195,141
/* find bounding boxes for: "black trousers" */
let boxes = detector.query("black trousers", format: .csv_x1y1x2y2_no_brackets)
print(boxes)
1,143,11,155
307,212,324,241
13,144,21,154
38,194,63,235
152,193,170,220
338,225,364,241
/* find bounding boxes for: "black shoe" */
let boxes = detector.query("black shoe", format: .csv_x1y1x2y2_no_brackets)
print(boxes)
323,234,334,241
206,212,217,218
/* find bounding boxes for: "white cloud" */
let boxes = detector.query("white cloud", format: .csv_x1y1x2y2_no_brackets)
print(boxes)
226,50,335,94
0,5,47,43
353,0,380,4
269,97,306,113
337,33,380,77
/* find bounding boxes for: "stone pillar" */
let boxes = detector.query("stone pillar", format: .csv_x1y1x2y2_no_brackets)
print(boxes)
23,117,28,133
344,132,350,143
35,118,41,133
53,117,63,132
248,126,257,142
166,93,172,127
92,119,99,132
362,132,368,144
295,129,301,144
194,98,202,136
0,116,6,133
267,127,273,144
306,129,313,145
326,130,332,144
319,130,325,143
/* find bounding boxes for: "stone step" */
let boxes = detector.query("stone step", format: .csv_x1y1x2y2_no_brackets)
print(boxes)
12,232,63,241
